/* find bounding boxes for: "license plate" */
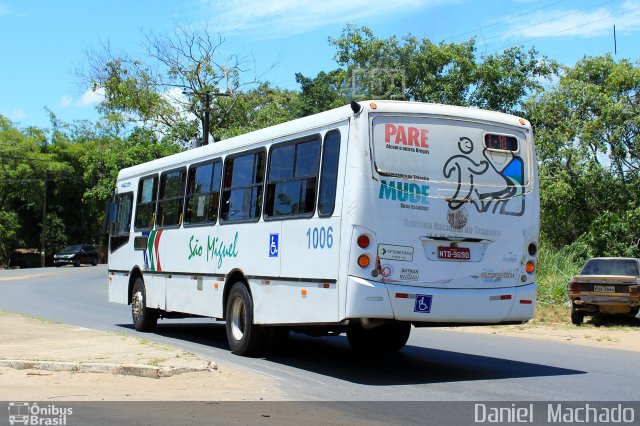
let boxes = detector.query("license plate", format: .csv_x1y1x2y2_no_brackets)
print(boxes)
438,246,470,260
593,285,616,292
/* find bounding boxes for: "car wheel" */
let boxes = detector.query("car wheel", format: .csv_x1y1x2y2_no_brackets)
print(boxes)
225,283,267,356
74,260,80,267
571,304,584,326
91,256,98,266
347,323,411,353
131,278,158,332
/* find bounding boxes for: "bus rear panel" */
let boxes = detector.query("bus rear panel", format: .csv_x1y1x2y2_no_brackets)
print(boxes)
344,107,538,325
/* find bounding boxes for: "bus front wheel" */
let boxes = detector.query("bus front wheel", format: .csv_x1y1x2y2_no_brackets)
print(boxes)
225,283,267,356
131,278,158,332
347,322,411,353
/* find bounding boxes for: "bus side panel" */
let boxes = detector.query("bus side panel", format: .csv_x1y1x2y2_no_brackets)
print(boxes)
166,275,224,318
163,226,224,317
145,234,167,310
279,218,341,281
250,279,339,324
109,274,129,304
217,221,281,278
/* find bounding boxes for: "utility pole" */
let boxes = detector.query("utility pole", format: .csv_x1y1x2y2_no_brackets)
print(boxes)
203,92,211,146
40,174,47,268
182,90,230,146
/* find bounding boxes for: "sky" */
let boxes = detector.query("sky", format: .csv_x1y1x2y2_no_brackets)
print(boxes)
1,0,639,129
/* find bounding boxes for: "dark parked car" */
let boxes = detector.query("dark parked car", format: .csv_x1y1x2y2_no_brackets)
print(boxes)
567,257,640,325
53,244,99,267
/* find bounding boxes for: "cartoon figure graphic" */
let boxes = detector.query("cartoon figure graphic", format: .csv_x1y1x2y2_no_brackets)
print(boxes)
442,136,525,216
442,137,492,210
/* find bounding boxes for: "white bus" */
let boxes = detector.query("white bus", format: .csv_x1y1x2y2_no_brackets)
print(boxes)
106,100,539,356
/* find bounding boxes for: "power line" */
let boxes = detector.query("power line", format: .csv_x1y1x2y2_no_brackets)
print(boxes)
0,176,84,183
490,3,640,54
442,0,570,43
0,154,64,164
477,0,618,46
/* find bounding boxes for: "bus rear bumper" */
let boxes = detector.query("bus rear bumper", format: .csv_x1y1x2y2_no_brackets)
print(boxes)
346,276,536,324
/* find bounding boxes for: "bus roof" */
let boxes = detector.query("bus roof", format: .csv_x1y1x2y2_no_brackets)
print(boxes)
116,100,531,181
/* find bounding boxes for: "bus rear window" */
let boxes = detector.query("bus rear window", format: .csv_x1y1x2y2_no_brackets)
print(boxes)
484,133,518,151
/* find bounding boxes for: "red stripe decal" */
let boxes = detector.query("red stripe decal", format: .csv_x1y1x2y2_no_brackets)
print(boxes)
154,230,163,272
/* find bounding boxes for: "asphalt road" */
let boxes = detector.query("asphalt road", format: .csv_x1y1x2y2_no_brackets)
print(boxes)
1,265,639,404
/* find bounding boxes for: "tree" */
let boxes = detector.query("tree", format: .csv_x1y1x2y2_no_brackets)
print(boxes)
525,55,640,253
82,127,182,210
296,25,558,115
0,210,21,264
0,114,77,263
295,70,349,116
82,25,262,143
214,83,302,139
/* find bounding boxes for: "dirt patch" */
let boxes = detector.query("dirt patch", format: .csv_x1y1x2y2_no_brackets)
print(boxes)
0,311,283,401
446,306,640,352
0,367,281,401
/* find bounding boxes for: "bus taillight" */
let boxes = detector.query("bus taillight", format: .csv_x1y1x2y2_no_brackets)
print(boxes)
525,261,535,274
357,235,370,249
357,255,370,268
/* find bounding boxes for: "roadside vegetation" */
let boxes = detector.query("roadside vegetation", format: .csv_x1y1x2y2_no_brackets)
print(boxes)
1,26,639,328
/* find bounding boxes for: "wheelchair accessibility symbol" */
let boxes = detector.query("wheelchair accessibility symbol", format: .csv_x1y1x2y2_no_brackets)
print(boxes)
269,234,279,257
414,294,432,313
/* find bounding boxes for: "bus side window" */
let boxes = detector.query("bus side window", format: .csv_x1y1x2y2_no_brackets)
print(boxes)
184,160,222,225
112,193,133,235
318,130,341,216
221,150,265,222
134,174,158,230
157,168,186,228
265,137,321,219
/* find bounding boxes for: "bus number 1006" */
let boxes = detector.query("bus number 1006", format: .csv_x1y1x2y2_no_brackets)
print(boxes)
306,226,334,250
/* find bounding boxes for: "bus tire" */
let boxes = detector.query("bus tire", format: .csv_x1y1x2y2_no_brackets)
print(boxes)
347,323,411,353
225,283,267,356
131,278,158,332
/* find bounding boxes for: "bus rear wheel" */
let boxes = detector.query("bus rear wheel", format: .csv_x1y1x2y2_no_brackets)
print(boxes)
131,278,158,332
225,283,267,356
347,322,411,353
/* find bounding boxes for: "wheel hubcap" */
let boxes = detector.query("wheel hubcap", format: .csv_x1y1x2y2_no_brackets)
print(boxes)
132,291,144,321
230,297,246,341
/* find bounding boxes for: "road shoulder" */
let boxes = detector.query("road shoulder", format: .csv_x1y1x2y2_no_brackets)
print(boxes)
0,311,283,401
445,322,640,352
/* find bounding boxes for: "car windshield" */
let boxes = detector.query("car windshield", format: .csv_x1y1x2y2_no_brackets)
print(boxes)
60,245,82,254
580,259,640,276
